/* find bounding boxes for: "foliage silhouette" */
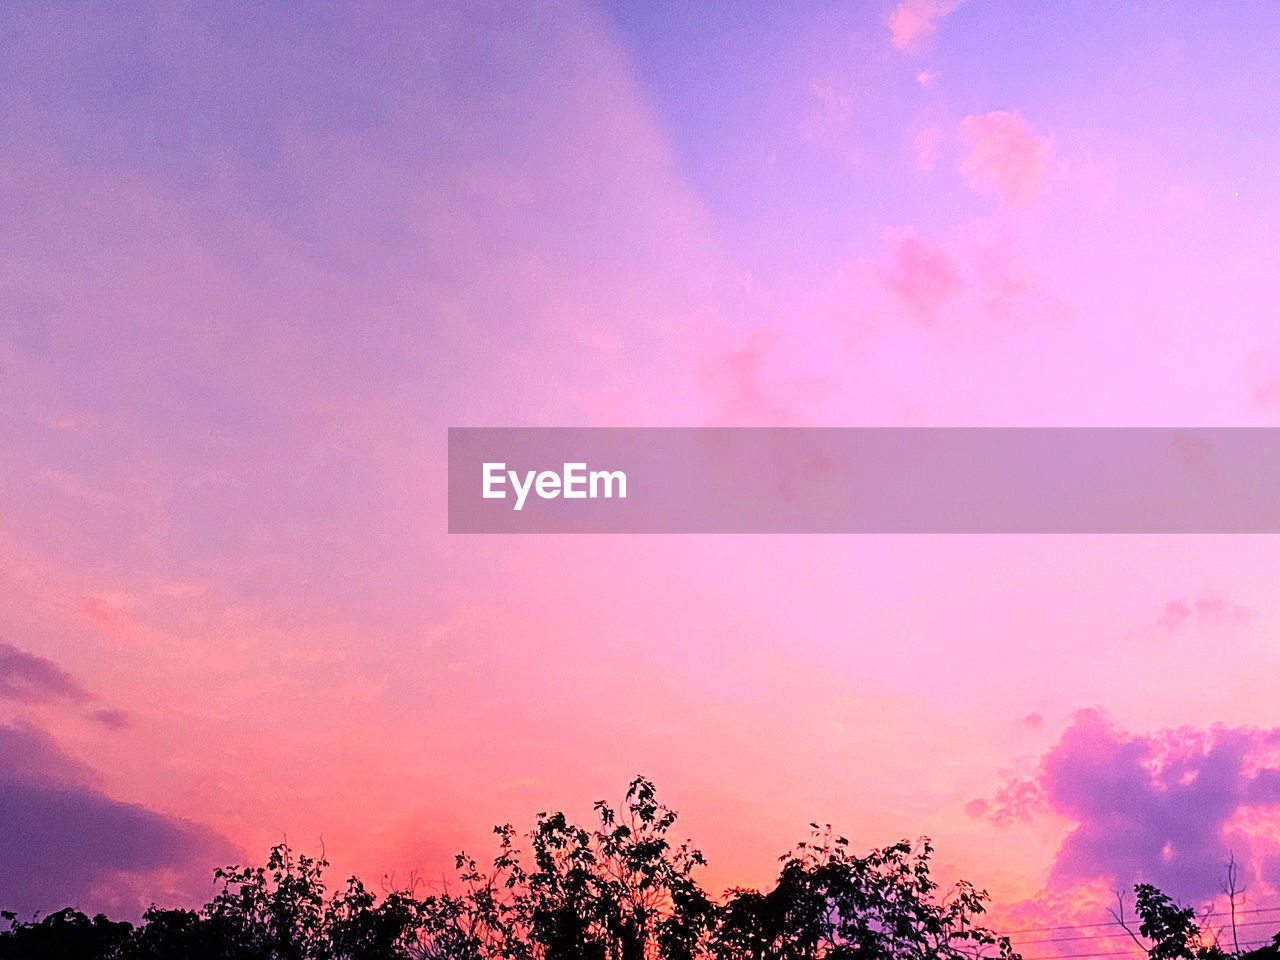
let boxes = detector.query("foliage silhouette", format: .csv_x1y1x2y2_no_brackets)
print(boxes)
713,830,1015,960
1133,884,1226,960
0,776,1020,959
1115,884,1280,960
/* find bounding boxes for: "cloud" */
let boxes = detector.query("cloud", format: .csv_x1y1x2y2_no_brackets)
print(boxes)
0,641,132,730
959,111,1052,207
964,778,1044,827
1255,373,1280,411
971,709,1280,901
1154,594,1249,631
78,596,144,643
90,707,132,731
0,642,90,705
879,227,962,323
887,0,964,50
963,217,1070,324
807,78,853,131
697,328,811,426
0,722,234,919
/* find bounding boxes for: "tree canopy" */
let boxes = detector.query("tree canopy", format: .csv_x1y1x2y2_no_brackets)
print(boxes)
3,777,1273,960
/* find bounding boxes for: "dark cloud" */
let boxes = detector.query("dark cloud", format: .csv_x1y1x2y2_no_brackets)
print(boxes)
90,707,132,731
0,641,132,730
0,642,91,704
0,722,235,919
972,709,1280,901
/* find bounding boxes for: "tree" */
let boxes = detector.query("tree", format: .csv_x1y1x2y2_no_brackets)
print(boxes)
1112,884,1232,960
0,908,131,960
1133,884,1225,960
196,844,425,959
514,776,715,960
0,777,1020,960
713,828,1017,960
413,776,716,960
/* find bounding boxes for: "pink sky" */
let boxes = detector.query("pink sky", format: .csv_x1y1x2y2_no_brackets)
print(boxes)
4,0,1280,942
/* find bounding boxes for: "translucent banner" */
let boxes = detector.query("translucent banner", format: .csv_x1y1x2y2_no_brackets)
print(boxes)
448,428,1280,533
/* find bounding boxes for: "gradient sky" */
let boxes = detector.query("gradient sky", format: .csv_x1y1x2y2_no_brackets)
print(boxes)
5,0,1280,944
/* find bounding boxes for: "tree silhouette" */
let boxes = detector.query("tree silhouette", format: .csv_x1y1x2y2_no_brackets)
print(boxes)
1109,882,1280,960
714,829,1014,960
1,776,1017,959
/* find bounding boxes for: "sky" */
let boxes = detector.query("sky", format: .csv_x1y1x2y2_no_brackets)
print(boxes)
4,0,1280,944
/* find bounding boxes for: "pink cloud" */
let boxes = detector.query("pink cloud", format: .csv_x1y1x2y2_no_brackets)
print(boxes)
879,227,962,323
79,595,144,644
1154,593,1249,631
696,325,843,426
959,111,1052,207
699,328,794,426
963,217,1070,324
1255,374,1280,411
965,778,1044,827
887,0,964,50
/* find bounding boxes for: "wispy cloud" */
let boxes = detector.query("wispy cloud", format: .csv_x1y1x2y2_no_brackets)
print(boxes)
0,642,91,705
879,227,963,324
887,0,965,50
960,111,1052,207
0,640,131,729
1154,594,1249,631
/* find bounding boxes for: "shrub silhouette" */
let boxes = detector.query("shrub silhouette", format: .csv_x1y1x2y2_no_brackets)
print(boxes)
1,776,1019,959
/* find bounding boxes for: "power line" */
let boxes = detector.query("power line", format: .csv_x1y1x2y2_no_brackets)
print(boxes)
1022,936,1276,960
1014,917,1280,946
1019,948,1143,959
1002,905,1280,937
